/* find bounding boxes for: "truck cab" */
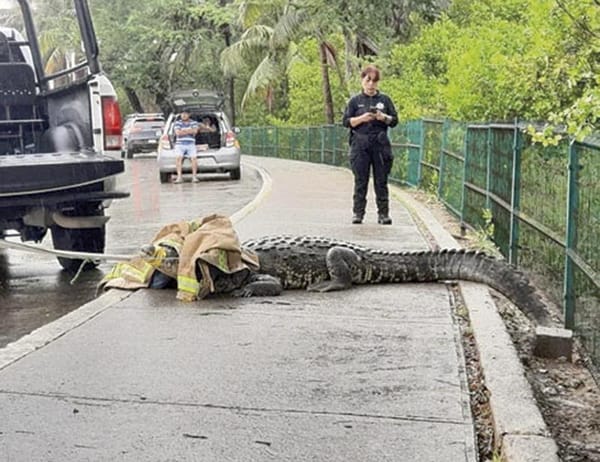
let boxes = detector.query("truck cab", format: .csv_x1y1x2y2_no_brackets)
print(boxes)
0,0,128,271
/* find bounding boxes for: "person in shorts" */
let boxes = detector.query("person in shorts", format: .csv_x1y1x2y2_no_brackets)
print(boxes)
173,109,199,183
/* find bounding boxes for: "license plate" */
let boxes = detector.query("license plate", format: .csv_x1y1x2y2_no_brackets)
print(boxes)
149,139,157,143
197,158,215,166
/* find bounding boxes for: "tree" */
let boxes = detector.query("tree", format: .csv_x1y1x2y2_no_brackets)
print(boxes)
91,0,236,115
220,0,303,119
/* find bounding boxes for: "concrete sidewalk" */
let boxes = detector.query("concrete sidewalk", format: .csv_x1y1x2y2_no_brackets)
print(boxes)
0,156,553,461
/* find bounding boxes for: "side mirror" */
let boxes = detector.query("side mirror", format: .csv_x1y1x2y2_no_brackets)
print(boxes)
232,127,241,134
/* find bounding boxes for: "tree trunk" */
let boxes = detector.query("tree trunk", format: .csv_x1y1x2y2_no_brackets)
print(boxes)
124,86,144,113
319,42,335,125
220,0,236,125
343,28,355,85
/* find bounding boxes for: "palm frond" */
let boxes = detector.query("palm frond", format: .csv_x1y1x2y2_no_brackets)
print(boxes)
240,24,274,44
238,0,286,28
241,55,277,108
221,25,274,76
284,41,301,73
271,8,305,48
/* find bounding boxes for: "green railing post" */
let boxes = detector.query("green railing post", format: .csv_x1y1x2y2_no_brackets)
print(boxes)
320,126,325,163
564,140,579,330
485,126,492,210
290,128,295,159
417,119,425,186
332,126,338,165
438,119,448,199
306,127,311,161
508,120,522,265
249,128,256,155
460,125,469,230
274,126,279,158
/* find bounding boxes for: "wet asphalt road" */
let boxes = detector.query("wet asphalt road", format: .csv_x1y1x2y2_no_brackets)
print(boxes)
0,154,263,348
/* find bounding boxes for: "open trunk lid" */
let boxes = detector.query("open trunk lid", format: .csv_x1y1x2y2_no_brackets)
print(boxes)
168,89,225,112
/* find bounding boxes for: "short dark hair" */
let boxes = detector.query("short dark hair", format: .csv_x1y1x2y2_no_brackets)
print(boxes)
360,64,380,82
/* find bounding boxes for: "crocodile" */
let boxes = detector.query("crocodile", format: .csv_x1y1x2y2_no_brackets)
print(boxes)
200,235,549,326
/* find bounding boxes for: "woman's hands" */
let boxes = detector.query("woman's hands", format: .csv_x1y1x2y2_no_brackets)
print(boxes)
351,110,391,127
351,111,375,127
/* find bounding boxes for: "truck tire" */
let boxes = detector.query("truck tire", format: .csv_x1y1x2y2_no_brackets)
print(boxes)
159,172,171,183
51,206,106,272
230,167,241,180
125,147,134,159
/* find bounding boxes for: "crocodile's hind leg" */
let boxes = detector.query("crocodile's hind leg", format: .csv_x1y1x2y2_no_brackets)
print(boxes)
307,246,360,292
232,274,283,297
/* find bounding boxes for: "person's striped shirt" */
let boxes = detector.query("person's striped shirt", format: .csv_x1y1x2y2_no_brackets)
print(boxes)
174,119,198,144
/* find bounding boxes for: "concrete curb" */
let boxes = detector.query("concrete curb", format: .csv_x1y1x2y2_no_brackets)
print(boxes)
391,186,560,462
230,159,273,225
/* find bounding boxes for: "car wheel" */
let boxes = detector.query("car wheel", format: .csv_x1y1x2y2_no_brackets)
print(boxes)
159,172,170,184
51,207,106,272
229,167,241,180
126,147,134,159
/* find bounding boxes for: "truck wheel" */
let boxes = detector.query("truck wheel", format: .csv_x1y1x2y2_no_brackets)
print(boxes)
126,148,134,159
159,172,170,183
51,207,106,272
230,167,241,180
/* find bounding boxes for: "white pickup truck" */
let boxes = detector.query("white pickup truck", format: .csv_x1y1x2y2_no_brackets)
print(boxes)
0,0,128,271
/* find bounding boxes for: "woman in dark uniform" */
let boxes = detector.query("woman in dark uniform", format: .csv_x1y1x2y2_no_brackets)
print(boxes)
342,65,398,224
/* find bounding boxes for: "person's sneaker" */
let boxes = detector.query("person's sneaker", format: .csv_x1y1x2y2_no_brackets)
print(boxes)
352,214,363,224
173,177,183,184
378,214,392,225
192,176,199,183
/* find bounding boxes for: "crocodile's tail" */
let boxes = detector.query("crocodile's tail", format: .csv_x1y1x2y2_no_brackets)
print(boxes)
383,249,550,326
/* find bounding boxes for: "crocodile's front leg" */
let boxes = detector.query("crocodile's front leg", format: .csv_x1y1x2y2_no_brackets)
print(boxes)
232,273,283,297
307,246,360,292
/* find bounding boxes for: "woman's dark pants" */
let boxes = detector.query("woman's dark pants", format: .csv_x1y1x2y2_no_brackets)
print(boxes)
349,135,393,219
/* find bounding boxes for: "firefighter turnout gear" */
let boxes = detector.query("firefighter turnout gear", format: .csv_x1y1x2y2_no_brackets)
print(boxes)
99,214,259,301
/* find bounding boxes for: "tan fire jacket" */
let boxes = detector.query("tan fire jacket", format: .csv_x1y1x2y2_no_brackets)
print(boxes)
100,214,259,301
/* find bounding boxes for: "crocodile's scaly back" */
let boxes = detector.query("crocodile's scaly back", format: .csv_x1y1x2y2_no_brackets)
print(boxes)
242,235,550,326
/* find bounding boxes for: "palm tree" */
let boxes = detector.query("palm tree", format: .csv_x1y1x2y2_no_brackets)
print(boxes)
221,0,303,113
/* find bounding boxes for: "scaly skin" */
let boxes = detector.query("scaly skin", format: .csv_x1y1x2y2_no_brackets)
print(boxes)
238,235,550,326
146,235,550,326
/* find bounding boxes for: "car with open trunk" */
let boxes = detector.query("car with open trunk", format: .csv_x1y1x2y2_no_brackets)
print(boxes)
156,89,241,183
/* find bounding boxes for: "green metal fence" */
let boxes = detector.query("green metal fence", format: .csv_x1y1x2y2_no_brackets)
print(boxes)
238,121,600,367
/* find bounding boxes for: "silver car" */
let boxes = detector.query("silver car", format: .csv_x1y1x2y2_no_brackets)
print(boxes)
157,90,241,183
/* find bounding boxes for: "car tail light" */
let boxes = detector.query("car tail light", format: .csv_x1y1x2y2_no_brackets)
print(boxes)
225,130,239,148
101,96,122,150
159,134,171,150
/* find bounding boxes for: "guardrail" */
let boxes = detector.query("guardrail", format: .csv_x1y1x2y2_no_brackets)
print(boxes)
239,121,600,368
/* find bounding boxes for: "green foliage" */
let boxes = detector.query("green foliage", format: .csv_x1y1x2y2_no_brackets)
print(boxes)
384,0,600,136
90,0,235,112
283,37,348,126
469,208,500,254
383,19,456,119
15,0,595,135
